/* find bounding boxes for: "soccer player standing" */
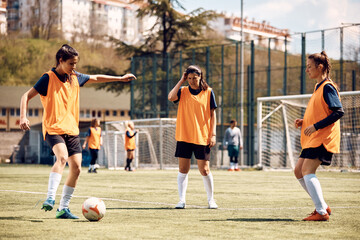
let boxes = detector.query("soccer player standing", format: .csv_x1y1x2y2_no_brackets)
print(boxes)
19,44,136,219
124,121,138,171
82,118,102,173
168,65,218,209
294,51,344,221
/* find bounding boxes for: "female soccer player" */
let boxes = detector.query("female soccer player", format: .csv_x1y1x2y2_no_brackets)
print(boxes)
19,44,136,219
124,121,138,171
294,51,344,221
82,118,102,173
168,65,218,209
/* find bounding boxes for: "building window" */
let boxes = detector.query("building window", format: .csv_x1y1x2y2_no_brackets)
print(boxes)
105,110,109,116
128,111,131,116
10,108,15,116
113,110,117,116
34,109,39,116
16,108,20,116
92,110,96,117
1,108,6,116
97,111,101,117
80,110,84,117
120,111,125,116
86,110,90,118
29,109,33,117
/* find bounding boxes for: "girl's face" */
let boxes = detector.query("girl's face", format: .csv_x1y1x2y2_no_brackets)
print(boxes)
59,56,78,75
187,72,201,89
306,58,323,80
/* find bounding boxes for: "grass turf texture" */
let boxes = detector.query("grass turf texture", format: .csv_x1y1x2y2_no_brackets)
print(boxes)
0,165,359,239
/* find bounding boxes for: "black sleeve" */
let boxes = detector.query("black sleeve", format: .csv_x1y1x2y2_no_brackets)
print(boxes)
33,74,50,96
173,88,182,104
314,107,344,130
74,71,90,87
126,130,136,138
210,90,217,109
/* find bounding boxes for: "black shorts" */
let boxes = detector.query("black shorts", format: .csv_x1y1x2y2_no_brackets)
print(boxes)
175,141,210,161
300,144,333,166
127,149,135,152
45,133,82,157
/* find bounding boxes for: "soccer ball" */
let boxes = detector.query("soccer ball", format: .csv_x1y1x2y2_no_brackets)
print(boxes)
82,197,106,221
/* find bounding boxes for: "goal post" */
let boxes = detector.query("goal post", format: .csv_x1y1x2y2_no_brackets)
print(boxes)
257,91,360,169
103,118,177,169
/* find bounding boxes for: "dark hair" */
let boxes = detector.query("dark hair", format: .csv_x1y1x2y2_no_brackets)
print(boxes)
230,119,237,124
56,44,79,67
185,65,209,91
91,118,100,128
308,51,332,78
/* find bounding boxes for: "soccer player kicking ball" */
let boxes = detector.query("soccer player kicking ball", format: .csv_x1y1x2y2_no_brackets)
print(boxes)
20,44,136,219
168,65,218,209
294,51,344,221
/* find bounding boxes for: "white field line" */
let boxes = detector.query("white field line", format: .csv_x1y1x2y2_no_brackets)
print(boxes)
1,189,360,211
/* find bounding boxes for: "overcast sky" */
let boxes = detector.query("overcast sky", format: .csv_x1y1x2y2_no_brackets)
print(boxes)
179,0,360,59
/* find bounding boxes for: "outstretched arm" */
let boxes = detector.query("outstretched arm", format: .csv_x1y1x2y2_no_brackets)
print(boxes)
87,73,136,84
19,88,39,131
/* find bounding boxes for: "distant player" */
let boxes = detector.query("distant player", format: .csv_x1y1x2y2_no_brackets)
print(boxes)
168,65,218,209
124,121,138,171
294,51,344,221
82,118,102,173
223,119,243,171
19,44,136,219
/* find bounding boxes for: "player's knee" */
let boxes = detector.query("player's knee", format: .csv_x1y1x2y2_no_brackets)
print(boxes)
72,166,81,176
199,168,210,176
56,155,68,165
294,165,303,179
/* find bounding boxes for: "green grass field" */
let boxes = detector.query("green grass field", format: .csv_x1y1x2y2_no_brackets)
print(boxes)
0,165,359,240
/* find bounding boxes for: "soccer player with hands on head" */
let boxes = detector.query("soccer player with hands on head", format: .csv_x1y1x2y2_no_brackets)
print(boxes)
168,65,218,209
294,51,344,221
20,44,136,219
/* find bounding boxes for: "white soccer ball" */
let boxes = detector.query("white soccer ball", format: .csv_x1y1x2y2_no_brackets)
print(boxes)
82,197,106,221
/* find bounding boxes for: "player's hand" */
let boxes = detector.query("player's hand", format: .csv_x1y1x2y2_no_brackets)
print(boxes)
304,125,316,136
294,118,303,128
180,72,187,83
122,74,136,82
208,135,216,148
19,117,30,131
82,144,86,150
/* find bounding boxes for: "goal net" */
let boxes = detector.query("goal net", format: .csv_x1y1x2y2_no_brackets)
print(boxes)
104,118,177,169
257,91,360,169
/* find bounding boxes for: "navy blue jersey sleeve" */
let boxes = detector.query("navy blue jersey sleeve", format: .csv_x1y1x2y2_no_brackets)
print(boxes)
323,84,342,108
173,87,182,104
33,74,49,96
75,71,90,87
126,130,137,138
210,90,217,109
86,128,91,137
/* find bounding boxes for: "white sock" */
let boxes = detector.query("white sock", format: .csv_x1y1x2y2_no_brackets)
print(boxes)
202,172,214,202
47,172,62,200
177,172,188,203
230,162,234,169
304,174,328,215
234,163,239,169
59,185,75,210
298,178,310,196
91,164,95,170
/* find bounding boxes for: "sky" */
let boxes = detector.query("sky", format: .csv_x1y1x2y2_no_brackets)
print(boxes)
179,0,360,59
180,0,360,33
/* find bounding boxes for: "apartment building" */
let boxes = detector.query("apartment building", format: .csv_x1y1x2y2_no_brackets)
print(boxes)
6,0,155,44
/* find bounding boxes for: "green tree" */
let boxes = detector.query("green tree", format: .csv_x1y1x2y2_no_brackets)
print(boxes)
111,0,219,117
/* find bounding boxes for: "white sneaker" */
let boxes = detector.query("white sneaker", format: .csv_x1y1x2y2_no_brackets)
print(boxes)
208,200,218,209
175,201,186,209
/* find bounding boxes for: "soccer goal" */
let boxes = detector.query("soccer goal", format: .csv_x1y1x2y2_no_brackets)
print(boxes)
257,91,360,169
104,118,177,169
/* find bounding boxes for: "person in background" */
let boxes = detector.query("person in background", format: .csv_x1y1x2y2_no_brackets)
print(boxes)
223,119,243,171
294,51,344,221
19,44,136,219
82,118,102,173
168,65,218,209
125,121,138,171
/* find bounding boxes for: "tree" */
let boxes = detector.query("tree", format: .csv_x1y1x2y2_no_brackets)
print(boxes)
109,0,219,117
